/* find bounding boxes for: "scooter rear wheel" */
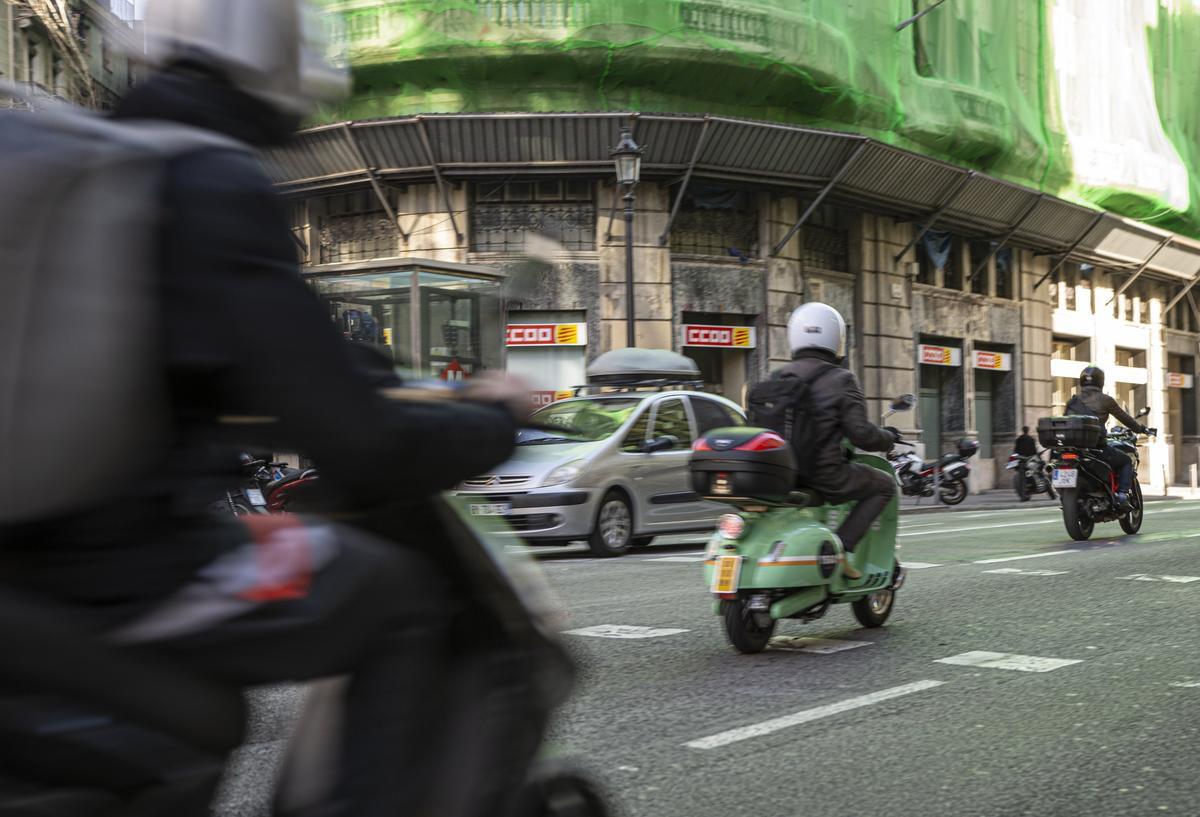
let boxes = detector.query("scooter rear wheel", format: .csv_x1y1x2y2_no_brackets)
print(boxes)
722,600,775,654
939,478,967,506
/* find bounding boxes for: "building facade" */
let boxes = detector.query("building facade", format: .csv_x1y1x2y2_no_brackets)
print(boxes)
271,1,1200,491
2,0,140,109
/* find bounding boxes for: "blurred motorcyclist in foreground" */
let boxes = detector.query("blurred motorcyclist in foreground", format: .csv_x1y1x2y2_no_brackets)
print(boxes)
0,1,525,814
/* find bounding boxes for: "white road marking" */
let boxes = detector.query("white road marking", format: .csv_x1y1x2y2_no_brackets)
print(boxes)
683,680,946,749
935,651,1083,673
644,555,708,563
974,549,1080,564
768,637,871,654
982,568,1070,576
902,561,943,569
563,625,689,639
1169,681,1200,688
1116,574,1200,584
899,520,1059,537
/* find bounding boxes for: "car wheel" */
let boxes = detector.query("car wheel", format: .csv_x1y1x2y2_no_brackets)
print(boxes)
588,492,634,557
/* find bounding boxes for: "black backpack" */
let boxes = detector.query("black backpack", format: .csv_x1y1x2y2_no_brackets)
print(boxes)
747,362,839,453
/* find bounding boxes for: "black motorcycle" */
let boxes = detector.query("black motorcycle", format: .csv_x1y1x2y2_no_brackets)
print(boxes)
1007,450,1056,500
1042,410,1156,541
888,437,980,506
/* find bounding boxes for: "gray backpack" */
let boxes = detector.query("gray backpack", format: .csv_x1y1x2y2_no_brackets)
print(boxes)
0,88,248,524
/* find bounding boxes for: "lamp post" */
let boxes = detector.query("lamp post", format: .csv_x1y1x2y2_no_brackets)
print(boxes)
611,127,643,348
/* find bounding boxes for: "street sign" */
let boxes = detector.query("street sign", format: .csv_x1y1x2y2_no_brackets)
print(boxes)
973,350,1012,371
681,324,757,349
919,344,962,366
505,323,587,347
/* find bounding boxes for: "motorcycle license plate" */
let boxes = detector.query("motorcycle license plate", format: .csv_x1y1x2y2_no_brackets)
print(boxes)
1051,468,1078,488
470,503,512,517
711,554,742,594
245,489,267,507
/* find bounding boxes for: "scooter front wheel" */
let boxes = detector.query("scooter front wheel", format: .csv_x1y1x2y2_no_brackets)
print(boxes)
721,600,775,654
851,589,894,628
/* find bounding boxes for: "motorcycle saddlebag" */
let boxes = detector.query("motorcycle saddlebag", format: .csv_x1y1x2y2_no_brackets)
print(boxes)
1037,415,1103,449
690,427,797,502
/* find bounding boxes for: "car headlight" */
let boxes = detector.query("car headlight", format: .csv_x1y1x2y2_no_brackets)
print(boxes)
542,459,586,487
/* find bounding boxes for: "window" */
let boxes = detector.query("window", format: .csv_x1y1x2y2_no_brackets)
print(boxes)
968,240,990,295
801,204,849,272
670,184,759,259
1123,294,1134,322
916,231,958,289
649,399,694,449
620,409,652,453
1138,292,1150,324
691,398,742,435
1064,279,1076,310
994,248,1013,299
1115,347,1146,369
1052,336,1090,362
471,180,595,253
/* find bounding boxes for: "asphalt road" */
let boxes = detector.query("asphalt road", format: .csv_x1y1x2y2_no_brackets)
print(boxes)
216,500,1200,817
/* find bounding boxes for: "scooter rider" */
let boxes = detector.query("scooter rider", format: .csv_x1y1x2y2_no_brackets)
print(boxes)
1013,426,1039,501
0,2,527,814
1065,366,1150,510
784,303,900,579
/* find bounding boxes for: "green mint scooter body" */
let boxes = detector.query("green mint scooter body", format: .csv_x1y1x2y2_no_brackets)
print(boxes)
693,394,915,653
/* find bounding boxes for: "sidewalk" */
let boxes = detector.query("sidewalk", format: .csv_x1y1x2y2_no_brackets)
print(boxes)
900,487,1187,515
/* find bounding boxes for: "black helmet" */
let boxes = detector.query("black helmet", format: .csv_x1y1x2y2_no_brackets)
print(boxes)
1080,366,1105,389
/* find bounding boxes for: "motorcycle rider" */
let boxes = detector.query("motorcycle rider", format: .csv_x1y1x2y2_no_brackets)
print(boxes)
1065,366,1150,511
1013,426,1039,501
0,2,527,814
784,303,900,579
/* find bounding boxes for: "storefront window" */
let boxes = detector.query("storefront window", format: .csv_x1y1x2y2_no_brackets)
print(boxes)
670,184,759,259
308,265,503,379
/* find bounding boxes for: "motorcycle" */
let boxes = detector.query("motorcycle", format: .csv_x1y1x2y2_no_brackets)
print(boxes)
888,437,979,506
689,394,915,654
217,453,319,516
1007,450,1055,500
1042,409,1156,541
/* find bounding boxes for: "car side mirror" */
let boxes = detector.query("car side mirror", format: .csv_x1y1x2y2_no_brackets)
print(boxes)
641,435,678,454
891,393,917,412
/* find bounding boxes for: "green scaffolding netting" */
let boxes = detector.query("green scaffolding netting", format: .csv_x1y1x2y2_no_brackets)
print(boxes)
315,0,1200,238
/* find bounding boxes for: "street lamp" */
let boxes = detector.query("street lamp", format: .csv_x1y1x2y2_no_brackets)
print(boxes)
611,127,643,348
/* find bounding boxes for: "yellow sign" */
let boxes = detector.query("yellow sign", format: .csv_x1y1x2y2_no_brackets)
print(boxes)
555,324,579,345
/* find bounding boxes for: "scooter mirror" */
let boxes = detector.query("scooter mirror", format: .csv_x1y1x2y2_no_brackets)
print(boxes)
1138,406,1151,418
891,393,917,412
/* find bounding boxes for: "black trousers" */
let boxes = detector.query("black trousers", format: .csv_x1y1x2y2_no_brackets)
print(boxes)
1098,445,1135,493
826,464,898,551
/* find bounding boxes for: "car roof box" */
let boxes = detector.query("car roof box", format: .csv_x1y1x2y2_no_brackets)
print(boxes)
586,348,701,387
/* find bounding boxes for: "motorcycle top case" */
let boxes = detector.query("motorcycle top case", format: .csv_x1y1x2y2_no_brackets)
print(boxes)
690,427,797,502
1037,415,1103,449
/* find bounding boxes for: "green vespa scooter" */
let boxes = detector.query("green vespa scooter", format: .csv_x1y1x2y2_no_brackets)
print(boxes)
690,394,916,654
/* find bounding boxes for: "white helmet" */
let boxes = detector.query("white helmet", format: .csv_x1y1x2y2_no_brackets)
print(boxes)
787,302,846,358
143,0,350,117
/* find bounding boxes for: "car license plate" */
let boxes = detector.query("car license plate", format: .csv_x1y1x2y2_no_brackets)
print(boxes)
470,503,512,517
711,554,742,594
1051,468,1077,488
245,489,266,507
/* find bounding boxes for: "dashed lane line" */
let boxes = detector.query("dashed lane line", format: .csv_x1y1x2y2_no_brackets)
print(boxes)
974,549,1080,564
935,651,1083,673
982,568,1070,576
901,561,943,569
683,680,947,750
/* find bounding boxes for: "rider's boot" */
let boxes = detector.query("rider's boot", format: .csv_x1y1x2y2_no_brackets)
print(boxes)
1114,492,1131,512
841,551,863,580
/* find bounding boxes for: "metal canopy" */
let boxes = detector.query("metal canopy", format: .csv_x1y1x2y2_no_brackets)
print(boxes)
268,112,1200,280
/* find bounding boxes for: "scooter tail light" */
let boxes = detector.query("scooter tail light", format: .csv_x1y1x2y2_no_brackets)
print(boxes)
718,513,746,540
1062,452,1079,460
693,438,712,452
735,432,788,452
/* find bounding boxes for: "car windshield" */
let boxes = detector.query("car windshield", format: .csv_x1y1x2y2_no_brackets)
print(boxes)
520,398,643,444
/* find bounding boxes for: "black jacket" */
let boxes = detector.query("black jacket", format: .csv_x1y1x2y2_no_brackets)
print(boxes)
785,349,895,493
0,71,516,612
1066,386,1143,439
1014,434,1038,457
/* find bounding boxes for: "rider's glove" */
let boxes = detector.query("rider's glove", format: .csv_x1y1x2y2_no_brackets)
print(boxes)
884,426,903,444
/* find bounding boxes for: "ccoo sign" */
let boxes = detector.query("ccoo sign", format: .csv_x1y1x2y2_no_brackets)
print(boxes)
682,324,757,349
505,323,587,347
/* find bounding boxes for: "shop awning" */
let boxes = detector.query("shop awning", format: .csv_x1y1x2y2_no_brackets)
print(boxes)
268,112,1200,283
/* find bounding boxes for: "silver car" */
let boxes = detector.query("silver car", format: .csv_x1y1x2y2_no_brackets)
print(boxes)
455,390,746,556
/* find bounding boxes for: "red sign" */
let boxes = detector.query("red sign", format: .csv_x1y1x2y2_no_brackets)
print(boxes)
919,344,962,367
681,325,757,348
973,350,1012,371
439,359,466,382
506,323,586,347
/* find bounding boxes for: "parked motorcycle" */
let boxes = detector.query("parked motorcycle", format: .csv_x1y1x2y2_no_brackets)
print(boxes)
689,394,915,654
1007,450,1056,500
216,453,319,516
1040,410,1156,541
888,437,979,506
